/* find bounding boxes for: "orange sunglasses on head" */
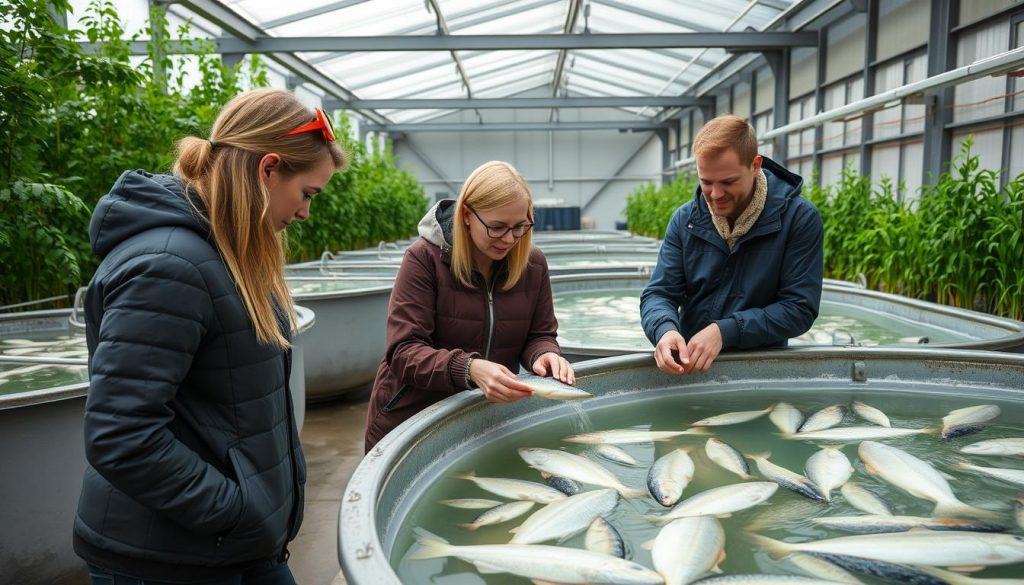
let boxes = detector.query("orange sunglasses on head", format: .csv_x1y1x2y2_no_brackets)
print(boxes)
279,107,336,142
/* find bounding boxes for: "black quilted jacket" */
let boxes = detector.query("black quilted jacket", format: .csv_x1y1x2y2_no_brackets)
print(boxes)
73,170,306,576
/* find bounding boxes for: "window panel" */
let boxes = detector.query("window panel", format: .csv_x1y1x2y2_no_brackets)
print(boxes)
954,20,1011,123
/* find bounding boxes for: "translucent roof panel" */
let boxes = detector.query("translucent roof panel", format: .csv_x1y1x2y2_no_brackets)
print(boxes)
188,0,801,124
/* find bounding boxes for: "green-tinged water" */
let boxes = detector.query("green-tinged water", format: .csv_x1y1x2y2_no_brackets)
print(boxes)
545,255,659,269
553,289,975,351
390,389,1024,583
287,278,395,295
0,331,89,395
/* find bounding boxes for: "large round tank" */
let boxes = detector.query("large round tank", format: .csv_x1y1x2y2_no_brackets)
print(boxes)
289,278,396,401
338,348,1024,583
549,273,1024,360
0,305,314,585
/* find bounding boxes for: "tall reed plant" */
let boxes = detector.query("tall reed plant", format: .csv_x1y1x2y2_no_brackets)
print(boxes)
623,173,697,238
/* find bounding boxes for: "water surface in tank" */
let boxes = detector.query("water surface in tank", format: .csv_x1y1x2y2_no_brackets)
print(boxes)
553,288,974,350
389,387,1024,583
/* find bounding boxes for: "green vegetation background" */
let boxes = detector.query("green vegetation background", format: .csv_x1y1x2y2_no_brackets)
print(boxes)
0,0,426,306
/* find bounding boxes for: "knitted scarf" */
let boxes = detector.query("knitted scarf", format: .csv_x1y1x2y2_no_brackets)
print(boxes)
710,168,767,251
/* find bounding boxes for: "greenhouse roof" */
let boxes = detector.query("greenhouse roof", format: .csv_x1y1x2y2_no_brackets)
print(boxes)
163,0,806,128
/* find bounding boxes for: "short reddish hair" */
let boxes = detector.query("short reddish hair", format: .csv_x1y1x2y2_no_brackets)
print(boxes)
693,115,758,166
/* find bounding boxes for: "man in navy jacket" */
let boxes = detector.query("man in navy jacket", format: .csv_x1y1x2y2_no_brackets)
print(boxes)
640,115,824,374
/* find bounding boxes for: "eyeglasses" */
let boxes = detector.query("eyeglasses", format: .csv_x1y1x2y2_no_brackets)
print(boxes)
279,107,336,142
467,205,534,239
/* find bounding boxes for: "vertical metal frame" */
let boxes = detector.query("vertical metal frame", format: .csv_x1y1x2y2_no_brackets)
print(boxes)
859,0,878,180
813,28,828,186
1002,11,1024,189
923,0,958,187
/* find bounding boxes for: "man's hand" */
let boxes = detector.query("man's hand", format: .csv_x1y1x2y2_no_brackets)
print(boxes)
532,352,575,385
686,323,723,373
655,330,690,374
469,359,532,403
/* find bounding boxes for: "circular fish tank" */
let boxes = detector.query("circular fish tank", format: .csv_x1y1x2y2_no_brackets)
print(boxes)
548,273,1024,360
338,348,1024,584
288,277,396,401
0,305,314,584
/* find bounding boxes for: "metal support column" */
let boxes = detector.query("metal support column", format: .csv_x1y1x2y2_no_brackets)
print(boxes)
764,49,790,162
658,129,672,186
859,0,878,180
149,0,166,93
812,30,828,186
923,0,958,186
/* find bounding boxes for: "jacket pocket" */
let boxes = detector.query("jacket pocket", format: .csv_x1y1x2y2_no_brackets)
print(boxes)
381,385,409,413
220,447,285,561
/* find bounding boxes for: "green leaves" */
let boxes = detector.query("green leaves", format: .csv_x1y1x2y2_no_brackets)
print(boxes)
623,174,697,238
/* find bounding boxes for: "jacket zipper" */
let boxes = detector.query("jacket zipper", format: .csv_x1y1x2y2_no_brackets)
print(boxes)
484,277,496,359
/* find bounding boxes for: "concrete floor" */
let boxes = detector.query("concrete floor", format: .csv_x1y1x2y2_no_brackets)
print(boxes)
289,391,370,585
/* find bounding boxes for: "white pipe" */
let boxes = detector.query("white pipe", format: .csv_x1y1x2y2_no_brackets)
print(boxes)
670,46,1024,169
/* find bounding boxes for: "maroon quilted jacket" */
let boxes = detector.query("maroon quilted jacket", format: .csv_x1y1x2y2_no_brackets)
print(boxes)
364,200,561,451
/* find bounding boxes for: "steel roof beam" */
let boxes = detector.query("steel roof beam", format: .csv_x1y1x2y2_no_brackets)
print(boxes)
260,0,370,30
325,96,712,109
97,32,817,53
363,121,674,132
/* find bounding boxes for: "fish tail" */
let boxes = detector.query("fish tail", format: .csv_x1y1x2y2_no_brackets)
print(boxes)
452,470,477,480
683,427,712,436
409,528,453,560
934,500,1001,520
457,523,480,531
744,451,771,461
746,533,795,560
620,486,649,499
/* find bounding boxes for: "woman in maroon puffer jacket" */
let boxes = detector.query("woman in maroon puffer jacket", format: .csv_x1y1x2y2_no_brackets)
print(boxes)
364,161,575,452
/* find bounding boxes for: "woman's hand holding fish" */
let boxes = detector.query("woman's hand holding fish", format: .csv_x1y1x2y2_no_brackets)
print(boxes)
470,359,532,403
532,352,575,385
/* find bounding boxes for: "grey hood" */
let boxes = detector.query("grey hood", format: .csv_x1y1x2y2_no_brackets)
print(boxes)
417,199,456,251
89,170,207,258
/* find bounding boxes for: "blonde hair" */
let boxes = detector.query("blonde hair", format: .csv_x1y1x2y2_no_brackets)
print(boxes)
451,161,534,290
693,115,759,166
174,88,347,349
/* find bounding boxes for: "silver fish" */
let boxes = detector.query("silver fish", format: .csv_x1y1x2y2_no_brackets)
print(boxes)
785,553,864,585
804,553,947,585
747,452,825,502
916,565,1024,585
585,517,625,559
453,471,567,503
858,441,997,518
690,405,773,427
952,462,1024,487
942,404,1000,439
651,516,725,585
805,446,853,501
647,448,695,507
811,514,1006,534
705,438,754,480
439,498,503,510
594,444,640,466
459,500,535,531
645,481,778,523
518,448,647,498
786,426,934,442
563,428,709,444
521,377,592,400
750,530,1024,567
693,577,854,585
510,489,618,544
960,438,1024,457
839,482,892,516
852,401,891,427
411,528,664,584
769,402,805,435
799,404,846,433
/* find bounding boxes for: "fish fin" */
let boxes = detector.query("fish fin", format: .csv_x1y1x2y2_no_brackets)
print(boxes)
457,523,479,531
740,472,756,481
744,451,771,461
934,501,1001,520
452,470,476,480
621,487,648,499
945,565,986,573
409,528,452,560
473,561,505,574
746,533,793,560
539,471,553,479
862,460,879,475
712,549,727,572
640,538,655,550
684,427,712,436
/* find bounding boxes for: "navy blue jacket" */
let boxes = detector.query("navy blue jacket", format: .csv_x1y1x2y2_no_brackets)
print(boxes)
74,170,305,579
640,157,823,350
